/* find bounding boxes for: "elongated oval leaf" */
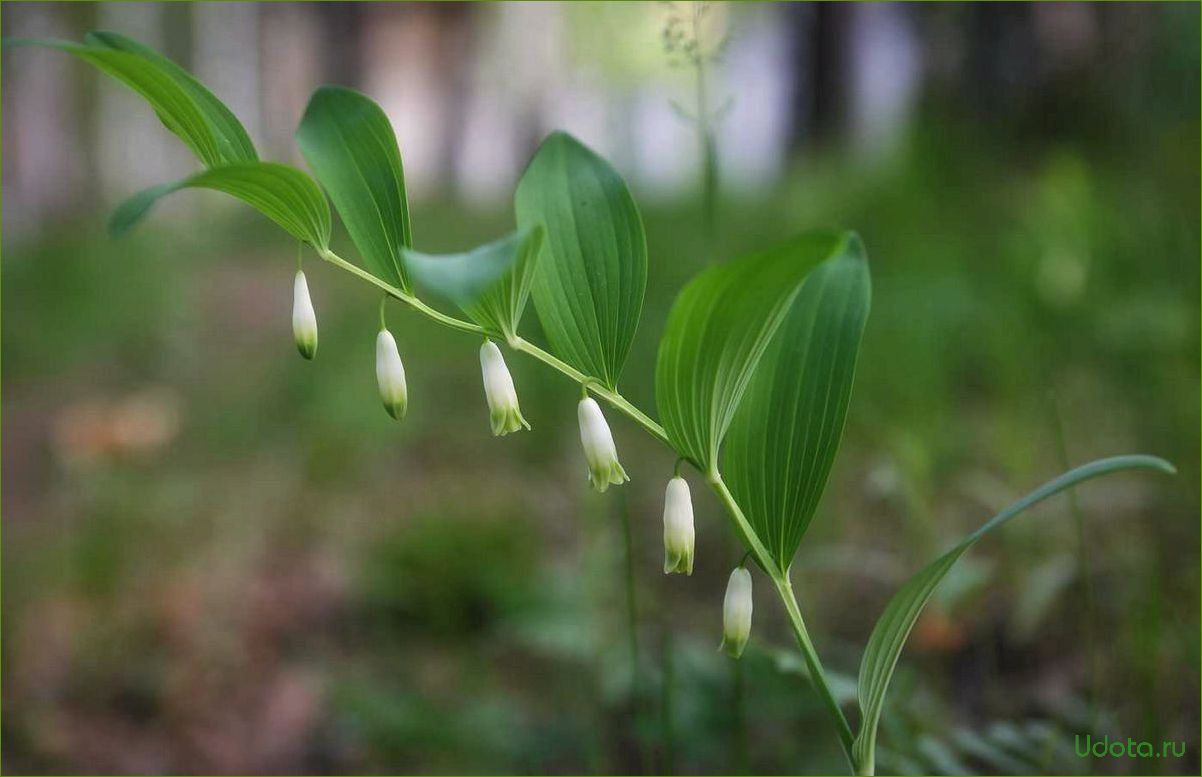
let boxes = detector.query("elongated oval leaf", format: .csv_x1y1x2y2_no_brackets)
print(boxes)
109,162,331,249
724,236,871,571
516,132,646,390
851,455,1176,776
655,230,850,474
404,227,544,341
296,86,411,290
3,36,254,167
83,30,257,164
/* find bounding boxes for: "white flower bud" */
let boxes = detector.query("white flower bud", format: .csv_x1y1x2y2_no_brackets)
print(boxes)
480,340,529,436
577,397,629,492
720,566,753,659
292,270,318,360
662,476,695,575
375,328,408,420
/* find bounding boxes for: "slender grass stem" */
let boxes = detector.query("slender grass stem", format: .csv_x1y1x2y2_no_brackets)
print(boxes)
708,475,857,772
616,490,651,773
732,656,749,773
660,628,677,775
691,2,717,245
1050,392,1100,732
620,492,640,679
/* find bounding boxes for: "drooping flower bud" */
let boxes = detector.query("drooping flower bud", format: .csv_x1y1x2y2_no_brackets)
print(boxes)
662,476,695,575
292,270,318,359
375,328,408,420
479,340,529,436
719,566,753,659
577,397,629,492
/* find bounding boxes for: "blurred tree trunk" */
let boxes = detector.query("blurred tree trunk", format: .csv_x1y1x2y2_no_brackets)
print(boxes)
1,3,91,234
96,3,188,198
809,2,853,144
965,1,1038,120
260,5,324,161
785,2,854,153
426,3,475,197
317,1,365,86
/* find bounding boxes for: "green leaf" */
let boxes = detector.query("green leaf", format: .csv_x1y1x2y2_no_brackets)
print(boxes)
296,86,412,290
851,454,1176,776
655,230,851,474
4,35,255,167
403,228,544,341
109,162,331,249
83,31,257,164
724,236,871,571
516,132,647,390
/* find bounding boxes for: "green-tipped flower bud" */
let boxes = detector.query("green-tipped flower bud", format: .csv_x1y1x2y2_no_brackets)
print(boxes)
719,566,753,659
480,340,529,436
577,397,629,492
375,328,408,419
662,476,695,575
292,270,318,359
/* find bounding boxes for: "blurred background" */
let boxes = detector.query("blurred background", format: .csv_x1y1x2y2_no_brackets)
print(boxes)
2,2,1198,774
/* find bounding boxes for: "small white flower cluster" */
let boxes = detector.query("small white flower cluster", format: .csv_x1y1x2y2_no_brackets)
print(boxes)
574,400,753,657
291,275,531,434
293,272,752,657
660,472,754,658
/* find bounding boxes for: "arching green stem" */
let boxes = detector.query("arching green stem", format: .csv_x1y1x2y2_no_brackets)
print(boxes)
510,336,670,448
776,575,857,772
314,244,858,772
319,248,484,335
317,248,669,443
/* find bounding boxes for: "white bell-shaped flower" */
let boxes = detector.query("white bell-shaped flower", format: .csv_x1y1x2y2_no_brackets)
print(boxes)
577,397,629,492
292,270,318,359
662,476,695,575
720,566,753,659
479,340,529,436
375,328,408,420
